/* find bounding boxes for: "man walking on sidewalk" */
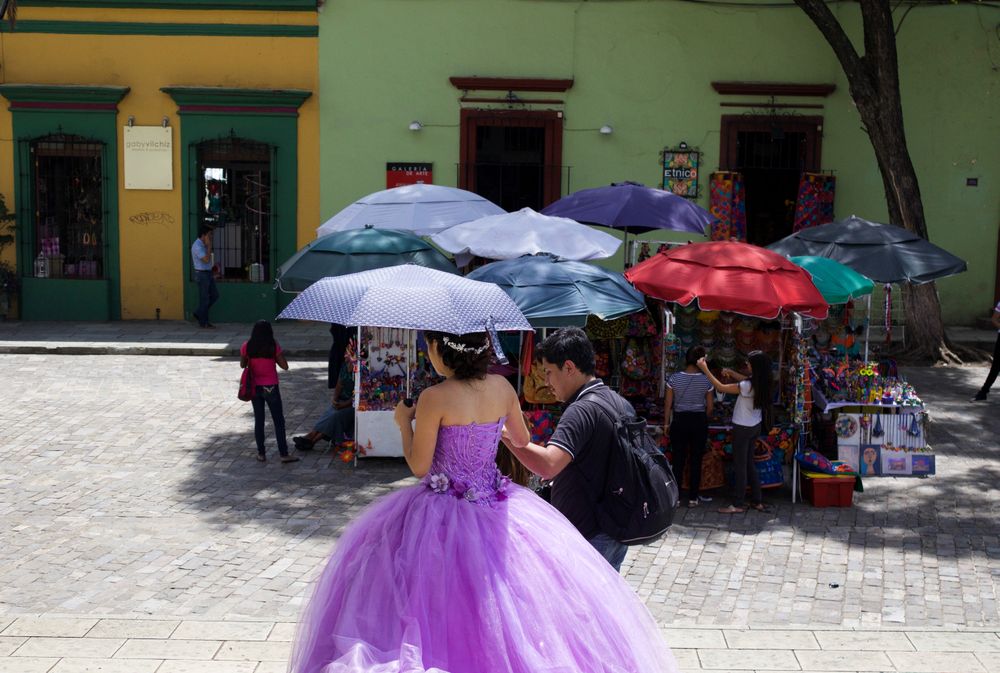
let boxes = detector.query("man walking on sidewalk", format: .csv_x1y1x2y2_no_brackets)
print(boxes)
191,225,219,329
972,299,1000,401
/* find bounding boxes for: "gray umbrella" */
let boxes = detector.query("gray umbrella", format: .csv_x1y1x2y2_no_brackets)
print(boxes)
767,215,967,284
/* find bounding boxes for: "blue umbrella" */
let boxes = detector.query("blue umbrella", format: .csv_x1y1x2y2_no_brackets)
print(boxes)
277,264,531,335
541,181,712,235
467,254,647,327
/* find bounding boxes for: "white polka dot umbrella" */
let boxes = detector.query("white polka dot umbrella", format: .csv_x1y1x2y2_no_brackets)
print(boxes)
277,264,532,335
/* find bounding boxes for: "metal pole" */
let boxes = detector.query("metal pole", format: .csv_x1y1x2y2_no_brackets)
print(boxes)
864,294,872,363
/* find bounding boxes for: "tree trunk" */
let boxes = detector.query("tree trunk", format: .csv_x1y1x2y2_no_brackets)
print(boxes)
793,0,964,363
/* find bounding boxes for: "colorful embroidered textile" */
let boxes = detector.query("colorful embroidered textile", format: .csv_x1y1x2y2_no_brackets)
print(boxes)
709,172,747,241
792,172,836,232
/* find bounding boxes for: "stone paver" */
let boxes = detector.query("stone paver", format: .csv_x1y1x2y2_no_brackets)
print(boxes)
87,618,180,639
887,650,988,672
113,638,221,659
51,659,161,673
12,637,124,658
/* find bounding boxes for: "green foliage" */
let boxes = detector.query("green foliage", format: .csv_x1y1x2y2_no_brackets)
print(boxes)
0,193,18,296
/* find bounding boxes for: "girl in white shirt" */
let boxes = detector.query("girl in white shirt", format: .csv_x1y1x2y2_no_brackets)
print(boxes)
697,351,773,513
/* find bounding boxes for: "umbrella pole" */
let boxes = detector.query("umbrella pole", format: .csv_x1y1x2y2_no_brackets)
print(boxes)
622,229,630,271
354,325,362,468
516,332,523,396
406,329,412,401
865,294,872,363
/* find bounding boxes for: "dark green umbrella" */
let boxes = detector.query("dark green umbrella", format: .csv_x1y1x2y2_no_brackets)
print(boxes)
276,226,457,293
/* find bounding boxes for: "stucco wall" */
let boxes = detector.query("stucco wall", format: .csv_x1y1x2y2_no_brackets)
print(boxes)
319,0,999,324
0,6,319,320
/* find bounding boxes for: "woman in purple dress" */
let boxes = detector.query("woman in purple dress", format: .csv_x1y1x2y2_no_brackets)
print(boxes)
289,330,679,673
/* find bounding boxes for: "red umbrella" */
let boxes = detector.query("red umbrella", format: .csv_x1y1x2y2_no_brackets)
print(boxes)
625,241,829,320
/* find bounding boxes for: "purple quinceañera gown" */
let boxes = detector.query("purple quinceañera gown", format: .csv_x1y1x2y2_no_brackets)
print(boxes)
289,418,679,673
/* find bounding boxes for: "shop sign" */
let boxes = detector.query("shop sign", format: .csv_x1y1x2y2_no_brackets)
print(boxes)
662,146,699,198
386,162,432,189
124,126,173,190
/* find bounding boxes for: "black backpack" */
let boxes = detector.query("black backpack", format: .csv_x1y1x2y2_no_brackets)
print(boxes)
580,390,680,545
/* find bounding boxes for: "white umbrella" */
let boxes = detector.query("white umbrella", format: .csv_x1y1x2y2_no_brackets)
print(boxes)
317,185,505,237
431,207,622,264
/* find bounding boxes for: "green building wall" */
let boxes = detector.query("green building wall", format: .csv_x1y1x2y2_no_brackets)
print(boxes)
319,0,999,325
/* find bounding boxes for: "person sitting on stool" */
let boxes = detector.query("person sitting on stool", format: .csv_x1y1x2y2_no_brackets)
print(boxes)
295,346,355,450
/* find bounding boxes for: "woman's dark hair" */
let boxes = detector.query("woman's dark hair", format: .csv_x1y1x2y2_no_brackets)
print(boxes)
747,351,774,427
424,330,490,380
536,327,595,375
246,320,277,359
685,345,707,366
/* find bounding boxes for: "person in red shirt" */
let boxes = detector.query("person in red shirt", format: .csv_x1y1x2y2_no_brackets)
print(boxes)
240,320,299,463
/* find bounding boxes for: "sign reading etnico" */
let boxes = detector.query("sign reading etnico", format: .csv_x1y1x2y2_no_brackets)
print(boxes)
124,126,173,190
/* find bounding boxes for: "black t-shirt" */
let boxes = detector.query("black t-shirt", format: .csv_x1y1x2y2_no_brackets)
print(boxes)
546,379,634,539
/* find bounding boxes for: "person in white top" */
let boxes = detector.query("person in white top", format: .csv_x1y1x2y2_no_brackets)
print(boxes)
972,301,1000,402
697,351,773,514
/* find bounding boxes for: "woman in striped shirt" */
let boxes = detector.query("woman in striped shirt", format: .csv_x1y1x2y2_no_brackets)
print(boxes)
665,346,715,508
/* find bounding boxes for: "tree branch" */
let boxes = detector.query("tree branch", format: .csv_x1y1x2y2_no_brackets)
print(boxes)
793,0,870,90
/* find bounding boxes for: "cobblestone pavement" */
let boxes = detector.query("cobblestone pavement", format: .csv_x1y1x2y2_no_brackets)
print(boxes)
0,353,999,669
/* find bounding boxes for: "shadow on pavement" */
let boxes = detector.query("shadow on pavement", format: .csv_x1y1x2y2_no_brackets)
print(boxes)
176,358,414,535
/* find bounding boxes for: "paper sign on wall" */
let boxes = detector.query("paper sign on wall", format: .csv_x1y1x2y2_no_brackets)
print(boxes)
124,126,173,190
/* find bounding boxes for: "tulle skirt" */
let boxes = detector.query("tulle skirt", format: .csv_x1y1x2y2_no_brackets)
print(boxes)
290,483,678,673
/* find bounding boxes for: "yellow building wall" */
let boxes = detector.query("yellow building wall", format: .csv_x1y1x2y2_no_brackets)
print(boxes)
0,6,319,319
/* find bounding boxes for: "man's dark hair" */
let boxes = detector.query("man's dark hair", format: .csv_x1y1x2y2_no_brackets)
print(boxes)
684,345,706,366
536,327,596,375
198,225,213,238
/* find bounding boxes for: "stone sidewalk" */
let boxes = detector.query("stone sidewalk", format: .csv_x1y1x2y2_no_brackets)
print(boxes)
2,616,1000,672
0,320,333,356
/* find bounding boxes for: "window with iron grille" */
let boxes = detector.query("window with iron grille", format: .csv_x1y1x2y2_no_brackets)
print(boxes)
30,135,106,280
195,137,272,283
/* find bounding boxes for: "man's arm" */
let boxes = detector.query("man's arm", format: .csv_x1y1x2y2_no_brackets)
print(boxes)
502,438,572,481
992,309,1000,330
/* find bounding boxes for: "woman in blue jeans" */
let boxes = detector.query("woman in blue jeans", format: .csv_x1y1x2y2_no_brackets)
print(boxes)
241,320,299,463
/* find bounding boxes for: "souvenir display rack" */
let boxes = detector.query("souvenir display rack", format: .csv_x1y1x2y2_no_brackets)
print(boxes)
353,327,439,459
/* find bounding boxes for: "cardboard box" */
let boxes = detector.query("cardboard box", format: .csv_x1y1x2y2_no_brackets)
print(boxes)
802,472,855,507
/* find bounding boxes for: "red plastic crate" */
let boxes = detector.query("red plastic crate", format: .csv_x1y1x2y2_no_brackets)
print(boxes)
802,473,854,507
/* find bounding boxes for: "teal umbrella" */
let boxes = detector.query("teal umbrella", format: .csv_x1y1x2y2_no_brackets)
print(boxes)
276,226,457,293
467,253,646,327
790,255,874,304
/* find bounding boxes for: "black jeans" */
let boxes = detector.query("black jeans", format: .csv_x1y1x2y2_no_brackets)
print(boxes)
670,411,709,501
731,423,762,508
979,333,1000,395
251,385,290,457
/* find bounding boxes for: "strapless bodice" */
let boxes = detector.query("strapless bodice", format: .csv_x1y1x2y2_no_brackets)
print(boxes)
422,417,510,505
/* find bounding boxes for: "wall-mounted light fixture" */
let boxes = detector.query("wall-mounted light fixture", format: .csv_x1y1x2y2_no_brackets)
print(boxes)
599,124,614,135
408,121,423,132
127,115,135,127
162,116,169,128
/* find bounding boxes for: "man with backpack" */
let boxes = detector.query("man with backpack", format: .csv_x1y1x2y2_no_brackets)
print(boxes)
502,327,678,572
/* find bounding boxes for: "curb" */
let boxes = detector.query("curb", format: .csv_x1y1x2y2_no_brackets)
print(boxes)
0,345,331,357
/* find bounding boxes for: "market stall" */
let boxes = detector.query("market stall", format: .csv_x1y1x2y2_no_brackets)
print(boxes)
277,264,532,460
625,241,829,499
